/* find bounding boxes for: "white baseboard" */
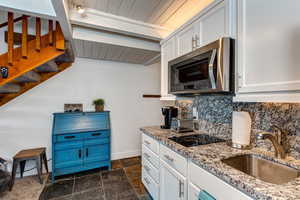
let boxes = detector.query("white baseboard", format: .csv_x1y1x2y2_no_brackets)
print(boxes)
111,150,141,160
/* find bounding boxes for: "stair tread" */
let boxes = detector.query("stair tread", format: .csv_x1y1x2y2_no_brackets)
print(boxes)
0,83,21,93
15,70,41,82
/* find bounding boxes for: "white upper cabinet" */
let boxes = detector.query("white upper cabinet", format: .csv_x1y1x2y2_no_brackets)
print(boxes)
235,0,300,102
196,0,228,47
176,24,197,57
161,37,176,101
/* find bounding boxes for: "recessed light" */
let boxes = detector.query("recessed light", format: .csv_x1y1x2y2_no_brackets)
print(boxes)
76,5,85,14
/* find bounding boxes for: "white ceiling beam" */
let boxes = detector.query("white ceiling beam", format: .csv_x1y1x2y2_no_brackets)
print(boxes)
73,26,161,52
69,8,171,41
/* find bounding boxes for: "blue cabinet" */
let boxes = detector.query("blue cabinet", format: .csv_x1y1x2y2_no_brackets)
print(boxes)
52,112,111,182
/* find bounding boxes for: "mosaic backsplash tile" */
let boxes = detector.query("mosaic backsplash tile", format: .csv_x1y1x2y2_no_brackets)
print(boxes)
176,95,300,158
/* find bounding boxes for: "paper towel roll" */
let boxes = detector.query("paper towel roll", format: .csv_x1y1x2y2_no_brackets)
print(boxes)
232,111,251,145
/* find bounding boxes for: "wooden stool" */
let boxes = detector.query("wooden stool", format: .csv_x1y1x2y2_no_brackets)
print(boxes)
10,147,48,191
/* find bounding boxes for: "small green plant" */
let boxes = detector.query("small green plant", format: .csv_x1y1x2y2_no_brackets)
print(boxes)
93,98,105,106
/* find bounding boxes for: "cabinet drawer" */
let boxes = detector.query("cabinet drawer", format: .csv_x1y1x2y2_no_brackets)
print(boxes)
56,133,82,142
142,145,159,169
54,141,83,150
142,134,159,155
160,144,187,176
142,168,159,200
142,157,159,183
84,131,109,140
189,162,253,200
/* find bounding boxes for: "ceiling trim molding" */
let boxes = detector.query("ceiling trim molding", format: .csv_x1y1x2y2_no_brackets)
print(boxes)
69,8,172,41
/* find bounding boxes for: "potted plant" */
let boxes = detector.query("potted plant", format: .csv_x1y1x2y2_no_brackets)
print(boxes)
93,98,105,112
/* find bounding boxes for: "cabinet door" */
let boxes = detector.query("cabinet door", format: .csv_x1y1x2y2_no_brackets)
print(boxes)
160,161,187,200
84,138,110,166
197,0,228,47
176,24,196,57
161,37,176,101
235,0,300,97
54,143,83,169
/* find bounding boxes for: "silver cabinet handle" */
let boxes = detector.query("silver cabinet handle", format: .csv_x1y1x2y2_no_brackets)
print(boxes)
144,165,150,172
164,154,174,162
192,36,195,50
144,140,151,145
144,177,150,185
208,49,217,89
195,34,199,48
179,180,184,197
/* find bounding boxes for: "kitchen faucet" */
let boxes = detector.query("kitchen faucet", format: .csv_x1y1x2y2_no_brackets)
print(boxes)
256,125,286,159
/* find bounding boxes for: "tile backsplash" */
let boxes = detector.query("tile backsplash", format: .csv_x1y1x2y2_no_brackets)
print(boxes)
176,95,300,158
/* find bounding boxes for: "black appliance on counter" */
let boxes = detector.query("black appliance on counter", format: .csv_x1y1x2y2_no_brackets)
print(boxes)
169,134,225,147
161,106,178,129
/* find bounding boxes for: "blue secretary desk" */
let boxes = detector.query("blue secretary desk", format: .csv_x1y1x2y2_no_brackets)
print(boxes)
52,111,111,182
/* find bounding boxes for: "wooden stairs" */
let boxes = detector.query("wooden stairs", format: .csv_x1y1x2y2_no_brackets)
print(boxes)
0,13,73,106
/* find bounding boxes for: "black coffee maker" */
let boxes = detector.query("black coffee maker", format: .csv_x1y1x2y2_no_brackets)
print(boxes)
161,106,178,129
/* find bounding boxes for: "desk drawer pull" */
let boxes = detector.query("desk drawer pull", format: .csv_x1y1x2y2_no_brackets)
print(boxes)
64,136,75,139
92,133,101,136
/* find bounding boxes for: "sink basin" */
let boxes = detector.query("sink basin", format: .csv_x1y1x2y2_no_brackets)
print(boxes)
222,154,300,185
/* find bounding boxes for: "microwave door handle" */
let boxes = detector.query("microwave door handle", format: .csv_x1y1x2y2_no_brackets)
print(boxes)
209,49,217,89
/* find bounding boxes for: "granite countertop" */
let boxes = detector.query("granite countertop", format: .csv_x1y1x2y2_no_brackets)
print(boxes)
140,126,300,200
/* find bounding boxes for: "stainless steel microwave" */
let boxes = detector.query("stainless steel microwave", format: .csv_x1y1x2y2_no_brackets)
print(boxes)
169,37,234,95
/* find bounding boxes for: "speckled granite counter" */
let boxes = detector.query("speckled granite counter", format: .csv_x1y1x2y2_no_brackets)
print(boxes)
140,126,300,200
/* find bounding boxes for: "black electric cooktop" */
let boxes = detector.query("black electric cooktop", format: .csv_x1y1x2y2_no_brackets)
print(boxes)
169,134,226,147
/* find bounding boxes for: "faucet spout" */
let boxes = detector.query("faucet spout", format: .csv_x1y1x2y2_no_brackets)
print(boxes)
256,132,286,159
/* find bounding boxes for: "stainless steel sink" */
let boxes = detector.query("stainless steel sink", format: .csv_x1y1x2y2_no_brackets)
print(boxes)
222,154,300,185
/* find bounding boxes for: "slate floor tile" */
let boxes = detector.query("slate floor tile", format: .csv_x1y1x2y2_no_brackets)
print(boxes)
72,188,105,200
120,157,141,167
40,179,74,200
74,168,102,178
112,160,123,170
101,169,128,184
74,174,102,193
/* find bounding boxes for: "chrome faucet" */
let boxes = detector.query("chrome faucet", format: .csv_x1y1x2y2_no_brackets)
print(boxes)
256,126,286,159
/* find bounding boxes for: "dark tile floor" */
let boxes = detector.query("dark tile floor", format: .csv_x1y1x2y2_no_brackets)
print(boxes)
39,156,151,200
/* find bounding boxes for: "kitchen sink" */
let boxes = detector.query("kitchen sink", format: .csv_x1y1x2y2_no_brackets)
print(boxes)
221,154,300,185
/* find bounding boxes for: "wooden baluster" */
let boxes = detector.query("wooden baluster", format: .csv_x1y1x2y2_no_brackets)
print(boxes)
35,17,41,52
48,20,54,46
55,22,65,51
21,15,28,58
7,12,14,66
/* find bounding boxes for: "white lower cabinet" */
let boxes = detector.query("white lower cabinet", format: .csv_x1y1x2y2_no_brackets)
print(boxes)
188,182,201,200
189,162,253,200
160,160,187,200
142,167,159,200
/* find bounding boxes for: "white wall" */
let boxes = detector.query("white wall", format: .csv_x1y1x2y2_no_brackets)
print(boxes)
0,57,163,175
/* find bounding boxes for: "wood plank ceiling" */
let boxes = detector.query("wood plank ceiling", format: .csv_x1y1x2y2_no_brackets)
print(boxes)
74,39,159,64
71,0,213,30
